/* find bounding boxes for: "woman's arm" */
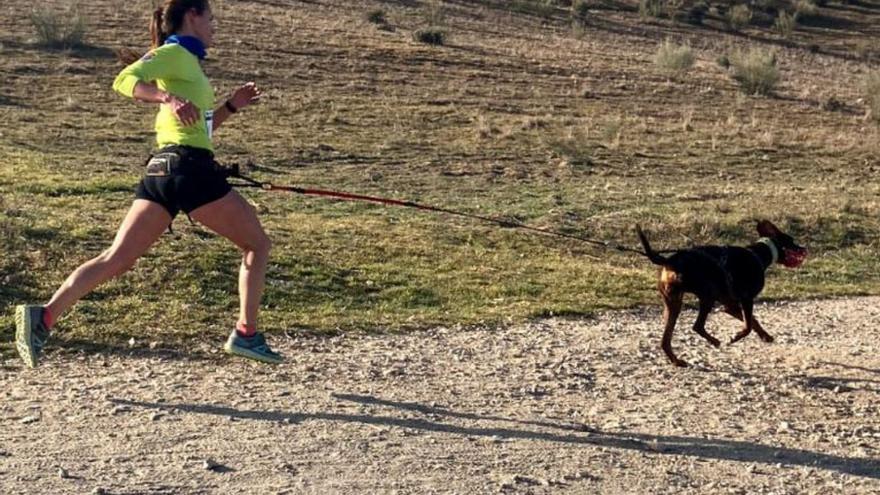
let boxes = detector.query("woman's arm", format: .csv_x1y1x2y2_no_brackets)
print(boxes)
131,81,200,127
112,47,200,127
212,82,263,132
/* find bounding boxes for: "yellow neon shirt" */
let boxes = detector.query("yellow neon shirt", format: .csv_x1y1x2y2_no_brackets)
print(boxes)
113,43,215,151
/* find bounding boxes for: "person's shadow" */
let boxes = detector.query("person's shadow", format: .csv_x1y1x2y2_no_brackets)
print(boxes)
111,393,880,480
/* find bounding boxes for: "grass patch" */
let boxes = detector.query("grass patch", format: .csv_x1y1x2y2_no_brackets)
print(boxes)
413,28,446,45
29,3,86,49
726,4,753,31
3,0,880,349
365,9,387,25
653,39,695,75
774,11,798,38
572,0,590,23
639,0,665,19
793,0,819,20
729,47,780,96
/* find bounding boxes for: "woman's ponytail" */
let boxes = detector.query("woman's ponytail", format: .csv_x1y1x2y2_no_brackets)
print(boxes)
149,7,166,50
116,0,208,64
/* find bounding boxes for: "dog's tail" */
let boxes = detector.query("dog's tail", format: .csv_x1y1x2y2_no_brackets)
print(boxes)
636,225,668,265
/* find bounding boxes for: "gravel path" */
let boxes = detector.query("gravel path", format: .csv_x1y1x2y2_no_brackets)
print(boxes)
2,297,879,494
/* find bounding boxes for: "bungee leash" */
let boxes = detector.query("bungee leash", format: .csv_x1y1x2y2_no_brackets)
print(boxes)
226,167,652,256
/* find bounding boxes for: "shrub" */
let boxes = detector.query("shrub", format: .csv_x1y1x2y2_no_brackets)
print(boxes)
665,0,686,21
29,5,86,49
365,9,387,25
685,1,709,25
793,0,818,19
774,11,797,38
413,28,446,45
725,4,753,31
653,39,695,75
639,0,664,19
572,0,590,22
730,47,780,96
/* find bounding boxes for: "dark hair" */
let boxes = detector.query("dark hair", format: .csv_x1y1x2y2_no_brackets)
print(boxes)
117,0,209,64
150,0,210,49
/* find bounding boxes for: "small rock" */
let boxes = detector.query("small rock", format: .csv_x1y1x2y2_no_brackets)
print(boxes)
20,416,39,424
203,459,219,471
58,467,69,479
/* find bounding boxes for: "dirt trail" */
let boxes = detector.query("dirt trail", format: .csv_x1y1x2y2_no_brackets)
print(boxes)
2,297,880,494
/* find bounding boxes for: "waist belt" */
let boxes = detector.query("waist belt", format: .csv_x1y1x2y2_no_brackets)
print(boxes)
145,151,183,176
144,145,234,177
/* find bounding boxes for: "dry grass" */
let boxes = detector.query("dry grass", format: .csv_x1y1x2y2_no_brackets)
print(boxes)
639,0,664,19
726,4,753,31
730,47,780,96
29,3,86,49
1,0,880,345
774,11,798,39
794,0,819,19
653,39,695,75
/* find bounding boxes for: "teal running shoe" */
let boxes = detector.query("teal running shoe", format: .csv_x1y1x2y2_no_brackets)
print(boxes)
223,330,283,364
15,305,51,368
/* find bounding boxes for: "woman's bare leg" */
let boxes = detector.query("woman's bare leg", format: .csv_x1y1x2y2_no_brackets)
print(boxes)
188,190,271,330
45,199,172,319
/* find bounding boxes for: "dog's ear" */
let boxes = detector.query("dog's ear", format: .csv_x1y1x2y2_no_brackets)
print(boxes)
756,220,781,237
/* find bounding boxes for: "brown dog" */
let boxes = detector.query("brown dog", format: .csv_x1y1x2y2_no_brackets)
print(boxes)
636,221,807,367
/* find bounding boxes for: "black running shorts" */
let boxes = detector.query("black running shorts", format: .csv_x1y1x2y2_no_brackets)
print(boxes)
135,145,232,218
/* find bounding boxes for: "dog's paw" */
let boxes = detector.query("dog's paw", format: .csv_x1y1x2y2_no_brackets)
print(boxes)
708,337,721,348
759,333,775,343
671,358,689,368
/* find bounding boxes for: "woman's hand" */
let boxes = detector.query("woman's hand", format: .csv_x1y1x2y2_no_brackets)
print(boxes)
227,82,263,112
165,94,199,127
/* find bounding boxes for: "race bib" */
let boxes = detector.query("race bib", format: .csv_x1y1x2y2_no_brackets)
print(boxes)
205,110,213,141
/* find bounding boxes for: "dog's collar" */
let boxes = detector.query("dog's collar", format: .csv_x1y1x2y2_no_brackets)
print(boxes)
757,238,778,264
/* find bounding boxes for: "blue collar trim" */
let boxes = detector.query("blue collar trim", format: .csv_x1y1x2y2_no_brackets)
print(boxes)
164,35,207,60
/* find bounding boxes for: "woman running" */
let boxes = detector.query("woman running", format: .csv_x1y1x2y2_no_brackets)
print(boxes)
15,0,282,366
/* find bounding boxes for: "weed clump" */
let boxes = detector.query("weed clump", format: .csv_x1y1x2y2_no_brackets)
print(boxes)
365,9,387,25
725,4,753,31
653,39,695,75
29,4,86,49
414,29,446,45
774,11,797,39
729,47,780,96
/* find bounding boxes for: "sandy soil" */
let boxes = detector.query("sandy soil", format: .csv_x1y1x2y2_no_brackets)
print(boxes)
2,297,879,494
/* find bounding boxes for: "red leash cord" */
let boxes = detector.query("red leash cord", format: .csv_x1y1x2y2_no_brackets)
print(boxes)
229,172,647,255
